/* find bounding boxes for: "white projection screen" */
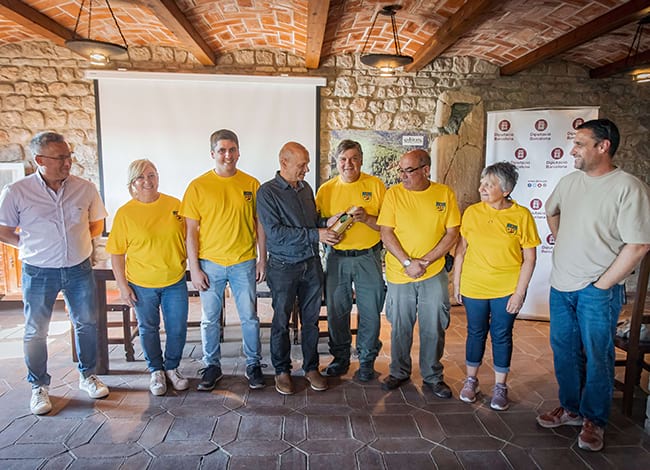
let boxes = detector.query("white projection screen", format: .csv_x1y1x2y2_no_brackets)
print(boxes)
88,70,325,231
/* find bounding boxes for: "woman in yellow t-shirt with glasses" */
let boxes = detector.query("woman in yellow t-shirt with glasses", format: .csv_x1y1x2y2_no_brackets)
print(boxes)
106,159,189,396
453,162,540,410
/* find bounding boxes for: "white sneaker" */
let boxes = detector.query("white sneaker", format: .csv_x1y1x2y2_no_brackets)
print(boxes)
30,386,52,415
165,369,189,391
79,374,110,399
150,370,167,396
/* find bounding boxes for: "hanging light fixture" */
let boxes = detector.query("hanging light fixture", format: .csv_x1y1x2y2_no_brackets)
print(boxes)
65,0,128,66
626,15,650,84
360,4,413,76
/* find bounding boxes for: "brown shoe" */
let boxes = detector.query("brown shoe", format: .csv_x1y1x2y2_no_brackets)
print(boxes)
274,372,294,395
305,370,328,391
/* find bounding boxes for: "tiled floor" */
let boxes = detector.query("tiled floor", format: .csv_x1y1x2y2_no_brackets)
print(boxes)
0,298,648,469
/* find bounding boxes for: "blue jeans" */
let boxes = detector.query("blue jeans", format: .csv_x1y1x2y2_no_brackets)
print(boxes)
549,283,625,427
130,278,188,372
325,248,385,364
199,258,261,367
385,270,450,384
22,258,98,387
462,295,516,374
267,255,323,374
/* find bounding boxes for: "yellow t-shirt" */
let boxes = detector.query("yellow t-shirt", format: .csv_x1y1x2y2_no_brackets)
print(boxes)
179,169,259,266
377,182,461,284
106,193,186,288
315,172,386,250
460,201,541,299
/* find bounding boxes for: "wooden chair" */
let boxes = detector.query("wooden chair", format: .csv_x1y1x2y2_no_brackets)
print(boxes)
71,303,138,362
318,286,358,339
614,251,650,416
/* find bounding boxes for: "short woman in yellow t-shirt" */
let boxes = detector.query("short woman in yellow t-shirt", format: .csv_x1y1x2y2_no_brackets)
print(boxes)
106,159,189,396
453,162,540,410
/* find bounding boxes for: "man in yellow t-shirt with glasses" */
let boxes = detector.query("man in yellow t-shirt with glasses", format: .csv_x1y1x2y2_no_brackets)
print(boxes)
316,140,386,382
377,149,460,397
180,129,267,391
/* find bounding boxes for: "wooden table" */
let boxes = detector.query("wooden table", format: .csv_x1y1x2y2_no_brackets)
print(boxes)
93,263,126,374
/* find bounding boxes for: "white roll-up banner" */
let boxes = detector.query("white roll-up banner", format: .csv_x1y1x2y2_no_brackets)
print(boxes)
485,107,599,320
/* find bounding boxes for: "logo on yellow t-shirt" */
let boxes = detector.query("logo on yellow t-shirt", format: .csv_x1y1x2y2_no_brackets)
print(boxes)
506,223,518,235
435,202,446,212
243,191,253,202
172,210,182,221
362,191,372,202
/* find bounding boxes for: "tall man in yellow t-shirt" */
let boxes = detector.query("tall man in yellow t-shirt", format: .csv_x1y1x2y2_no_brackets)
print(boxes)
377,149,460,397
316,140,386,381
180,129,267,391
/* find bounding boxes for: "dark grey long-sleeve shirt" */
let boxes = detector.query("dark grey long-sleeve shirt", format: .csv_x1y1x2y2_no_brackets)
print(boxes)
256,172,325,263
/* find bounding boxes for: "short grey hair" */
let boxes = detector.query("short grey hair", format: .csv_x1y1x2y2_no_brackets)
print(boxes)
335,139,363,159
29,131,66,156
481,161,518,197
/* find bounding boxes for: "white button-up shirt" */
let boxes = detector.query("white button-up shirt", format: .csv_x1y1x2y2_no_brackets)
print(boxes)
0,171,107,268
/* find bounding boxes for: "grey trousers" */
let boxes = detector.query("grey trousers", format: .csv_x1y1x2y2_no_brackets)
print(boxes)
385,270,450,384
325,248,385,364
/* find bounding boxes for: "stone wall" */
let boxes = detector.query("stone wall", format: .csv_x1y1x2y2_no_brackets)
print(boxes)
0,41,205,183
2,41,649,195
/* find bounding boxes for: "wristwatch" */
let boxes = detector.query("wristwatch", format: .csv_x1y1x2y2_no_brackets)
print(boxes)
402,258,412,267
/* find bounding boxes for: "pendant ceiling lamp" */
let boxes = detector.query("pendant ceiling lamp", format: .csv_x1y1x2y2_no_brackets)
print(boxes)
627,15,650,83
360,4,413,76
65,0,128,66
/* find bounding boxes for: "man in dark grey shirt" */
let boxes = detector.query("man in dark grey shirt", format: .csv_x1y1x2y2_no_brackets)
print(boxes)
257,141,340,395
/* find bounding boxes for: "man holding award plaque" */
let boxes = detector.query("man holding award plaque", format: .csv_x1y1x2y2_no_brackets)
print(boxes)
316,140,386,381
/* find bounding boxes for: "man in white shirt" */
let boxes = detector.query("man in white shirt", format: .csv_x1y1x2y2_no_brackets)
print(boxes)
0,131,110,415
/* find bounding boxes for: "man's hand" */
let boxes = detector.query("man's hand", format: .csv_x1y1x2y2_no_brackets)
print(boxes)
256,258,267,283
404,258,428,279
349,206,368,224
319,228,342,246
190,267,210,291
326,212,344,228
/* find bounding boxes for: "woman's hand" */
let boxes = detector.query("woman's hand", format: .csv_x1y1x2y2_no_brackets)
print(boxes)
453,284,463,305
506,292,525,314
118,285,137,308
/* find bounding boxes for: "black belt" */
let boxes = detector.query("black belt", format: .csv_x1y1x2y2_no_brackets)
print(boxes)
331,242,382,257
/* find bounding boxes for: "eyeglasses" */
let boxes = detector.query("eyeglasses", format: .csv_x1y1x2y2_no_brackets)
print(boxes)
398,164,426,175
37,153,73,162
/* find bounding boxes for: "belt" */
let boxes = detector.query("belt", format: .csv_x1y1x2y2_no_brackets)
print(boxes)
331,242,382,257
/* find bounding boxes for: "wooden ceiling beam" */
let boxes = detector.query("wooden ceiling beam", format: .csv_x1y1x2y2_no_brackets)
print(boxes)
590,50,650,78
500,0,650,76
405,0,496,73
305,0,330,69
0,0,73,46
140,0,216,66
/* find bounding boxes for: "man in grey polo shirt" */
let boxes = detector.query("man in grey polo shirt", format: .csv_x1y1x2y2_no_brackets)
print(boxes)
0,131,110,415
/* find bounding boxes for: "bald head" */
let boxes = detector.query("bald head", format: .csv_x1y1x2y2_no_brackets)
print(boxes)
279,141,310,187
279,142,308,163
399,149,431,192
403,149,431,168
